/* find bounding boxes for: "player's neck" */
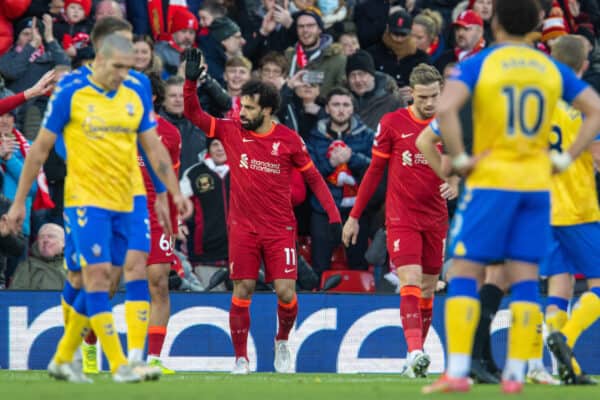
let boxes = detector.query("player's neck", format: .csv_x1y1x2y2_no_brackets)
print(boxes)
494,30,528,45
252,118,275,134
408,105,427,122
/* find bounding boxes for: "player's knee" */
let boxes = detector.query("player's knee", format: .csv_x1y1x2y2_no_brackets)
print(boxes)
123,251,149,274
396,268,422,287
67,271,83,288
276,287,295,303
233,280,255,299
148,274,169,299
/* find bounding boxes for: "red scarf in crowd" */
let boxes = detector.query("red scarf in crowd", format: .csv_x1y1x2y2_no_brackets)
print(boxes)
454,37,485,62
426,37,440,57
225,96,241,120
3,129,55,210
295,42,308,69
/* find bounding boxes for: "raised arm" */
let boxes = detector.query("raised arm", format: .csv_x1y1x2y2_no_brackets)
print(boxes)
183,48,218,135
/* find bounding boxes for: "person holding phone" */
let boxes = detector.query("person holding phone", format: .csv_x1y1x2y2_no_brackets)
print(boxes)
285,10,346,96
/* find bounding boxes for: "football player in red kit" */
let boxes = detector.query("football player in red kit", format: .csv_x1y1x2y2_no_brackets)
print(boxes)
142,74,182,373
183,48,341,374
342,64,457,378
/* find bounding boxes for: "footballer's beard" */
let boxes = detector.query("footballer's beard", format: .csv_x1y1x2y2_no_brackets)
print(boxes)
241,113,265,131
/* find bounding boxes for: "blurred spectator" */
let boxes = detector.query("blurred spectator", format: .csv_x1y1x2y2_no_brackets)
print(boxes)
95,0,125,20
278,70,324,139
468,0,494,44
319,0,348,30
11,223,66,290
435,10,485,72
198,0,226,28
160,76,207,176
180,138,230,291
420,0,463,27
155,8,198,77
579,27,600,93
345,49,404,130
242,0,295,65
0,15,70,94
199,17,245,86
338,31,360,56
285,10,346,96
353,0,392,49
197,0,227,37
132,35,163,76
223,56,252,120
290,0,320,12
144,0,190,39
0,109,38,239
306,87,373,276
412,9,446,64
258,51,290,90
0,0,30,56
367,9,430,102
0,195,27,289
53,0,94,59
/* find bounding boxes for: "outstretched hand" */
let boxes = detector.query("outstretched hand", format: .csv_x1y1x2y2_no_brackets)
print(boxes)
184,48,205,81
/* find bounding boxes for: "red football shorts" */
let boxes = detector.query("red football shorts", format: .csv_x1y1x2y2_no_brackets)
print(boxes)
229,227,297,282
147,229,178,266
387,227,446,275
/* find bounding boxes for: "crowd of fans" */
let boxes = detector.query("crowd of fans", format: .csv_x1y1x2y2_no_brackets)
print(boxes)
0,0,598,292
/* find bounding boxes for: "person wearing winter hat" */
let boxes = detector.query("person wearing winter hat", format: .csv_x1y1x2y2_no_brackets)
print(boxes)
55,0,94,58
366,9,430,101
198,16,245,86
541,17,568,46
210,17,245,58
284,8,346,96
155,8,199,77
344,49,404,130
435,10,485,73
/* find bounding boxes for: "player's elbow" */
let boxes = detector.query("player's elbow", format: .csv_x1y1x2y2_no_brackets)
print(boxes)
416,129,436,153
590,142,600,167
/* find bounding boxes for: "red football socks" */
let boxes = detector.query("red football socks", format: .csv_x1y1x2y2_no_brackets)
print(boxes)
420,296,434,346
84,329,97,345
230,297,251,360
400,285,423,352
276,295,298,341
148,326,167,357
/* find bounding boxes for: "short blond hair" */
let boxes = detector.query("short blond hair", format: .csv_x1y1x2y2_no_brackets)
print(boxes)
409,63,443,88
551,35,587,73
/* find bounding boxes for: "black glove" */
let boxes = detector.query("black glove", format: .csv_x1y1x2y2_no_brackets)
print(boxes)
329,222,342,244
184,48,204,81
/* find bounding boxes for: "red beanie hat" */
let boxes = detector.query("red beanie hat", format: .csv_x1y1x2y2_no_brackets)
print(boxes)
64,0,92,17
169,9,199,34
542,17,567,43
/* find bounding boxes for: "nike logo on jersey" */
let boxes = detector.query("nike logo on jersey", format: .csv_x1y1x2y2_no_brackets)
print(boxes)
284,268,295,273
401,133,414,139
242,138,254,143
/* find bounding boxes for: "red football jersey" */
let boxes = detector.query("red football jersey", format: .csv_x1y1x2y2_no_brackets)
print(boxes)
373,107,447,230
210,120,313,232
139,116,182,232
